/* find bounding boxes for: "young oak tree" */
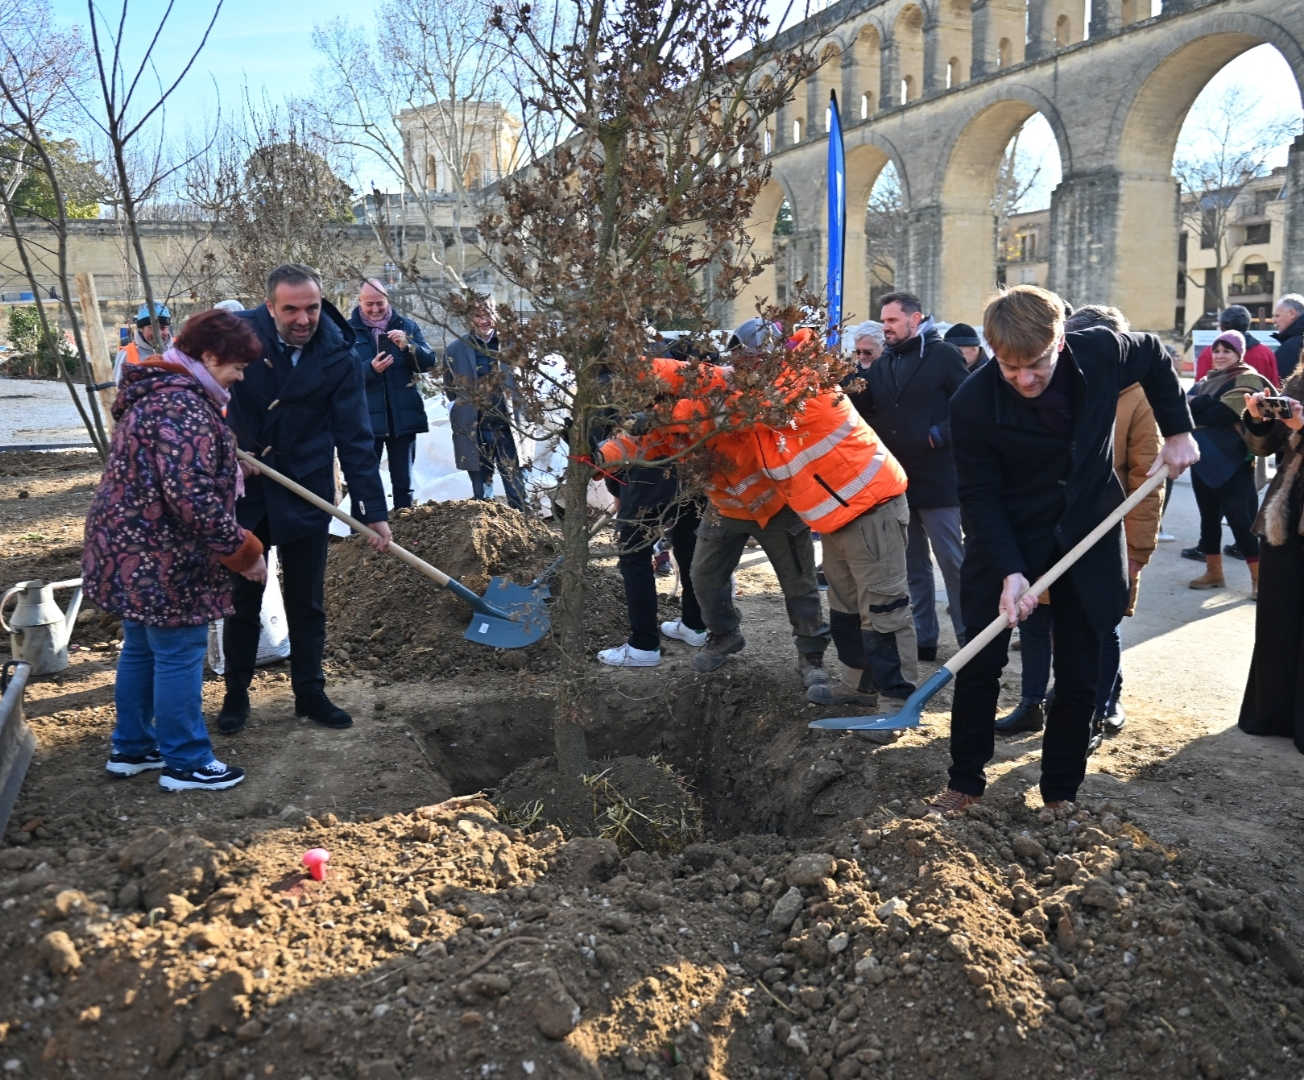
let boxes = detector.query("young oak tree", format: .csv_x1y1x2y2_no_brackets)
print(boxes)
457,0,829,776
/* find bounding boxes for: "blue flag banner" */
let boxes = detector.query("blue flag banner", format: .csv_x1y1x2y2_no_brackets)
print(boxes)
826,90,846,348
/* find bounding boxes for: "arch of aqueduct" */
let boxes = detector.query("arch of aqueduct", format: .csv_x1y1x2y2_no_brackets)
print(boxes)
733,0,1304,334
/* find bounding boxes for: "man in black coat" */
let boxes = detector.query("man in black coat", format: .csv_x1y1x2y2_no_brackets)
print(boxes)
842,291,970,667
220,264,392,734
349,278,438,513
1273,294,1304,383
929,286,1196,815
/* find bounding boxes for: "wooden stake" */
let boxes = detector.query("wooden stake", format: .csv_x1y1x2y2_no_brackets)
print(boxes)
74,273,116,435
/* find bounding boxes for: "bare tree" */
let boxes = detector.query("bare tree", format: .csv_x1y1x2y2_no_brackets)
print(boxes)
992,128,1045,282
0,0,110,454
431,0,822,776
1174,84,1300,317
865,164,903,315
308,0,526,294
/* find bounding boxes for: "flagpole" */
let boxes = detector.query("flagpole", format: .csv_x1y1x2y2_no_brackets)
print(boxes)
827,90,847,348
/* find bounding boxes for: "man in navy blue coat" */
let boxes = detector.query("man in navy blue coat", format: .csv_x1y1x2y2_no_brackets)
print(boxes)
348,278,438,513
219,264,392,733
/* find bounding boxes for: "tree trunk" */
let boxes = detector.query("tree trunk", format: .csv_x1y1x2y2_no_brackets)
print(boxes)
552,403,593,778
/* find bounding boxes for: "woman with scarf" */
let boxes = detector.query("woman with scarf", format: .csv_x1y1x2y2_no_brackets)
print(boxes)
1239,373,1304,748
349,278,439,513
83,308,266,791
1185,329,1272,597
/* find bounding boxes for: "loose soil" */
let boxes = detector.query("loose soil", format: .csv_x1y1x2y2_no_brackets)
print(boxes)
322,501,654,680
3,449,1304,1080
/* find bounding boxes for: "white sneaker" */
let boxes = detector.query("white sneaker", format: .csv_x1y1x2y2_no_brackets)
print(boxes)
1157,531,1176,542
597,643,661,667
661,620,708,647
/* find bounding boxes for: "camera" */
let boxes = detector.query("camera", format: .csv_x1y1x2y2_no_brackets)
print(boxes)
1257,396,1296,421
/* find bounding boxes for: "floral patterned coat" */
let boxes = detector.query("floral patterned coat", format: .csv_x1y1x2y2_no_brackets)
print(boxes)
82,362,263,627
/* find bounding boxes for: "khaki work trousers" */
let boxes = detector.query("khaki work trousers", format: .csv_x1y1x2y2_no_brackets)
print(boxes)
820,493,918,686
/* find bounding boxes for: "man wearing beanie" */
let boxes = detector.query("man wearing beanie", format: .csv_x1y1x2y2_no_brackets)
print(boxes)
944,323,988,371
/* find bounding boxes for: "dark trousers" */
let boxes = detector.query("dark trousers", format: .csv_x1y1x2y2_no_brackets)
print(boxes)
1193,465,1260,560
352,434,416,516
224,518,328,700
1019,602,1121,714
617,503,704,651
1239,527,1304,748
470,425,527,512
950,567,1100,804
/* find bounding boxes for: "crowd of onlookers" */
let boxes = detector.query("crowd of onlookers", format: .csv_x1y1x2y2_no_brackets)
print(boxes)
77,269,1304,804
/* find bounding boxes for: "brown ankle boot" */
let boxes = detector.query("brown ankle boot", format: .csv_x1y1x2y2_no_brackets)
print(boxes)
1249,559,1260,600
1189,554,1225,590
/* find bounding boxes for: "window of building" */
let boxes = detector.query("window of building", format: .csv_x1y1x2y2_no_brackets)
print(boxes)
792,117,803,143
1055,14,1070,45
1245,222,1271,245
1018,232,1036,261
764,128,773,154
997,38,1011,68
900,76,913,104
1020,267,1037,284
861,92,872,119
946,57,960,88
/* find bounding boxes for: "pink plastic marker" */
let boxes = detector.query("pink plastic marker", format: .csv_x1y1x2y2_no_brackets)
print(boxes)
302,848,330,882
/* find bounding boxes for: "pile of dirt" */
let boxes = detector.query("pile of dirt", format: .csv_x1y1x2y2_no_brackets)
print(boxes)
322,501,639,681
494,755,705,856
3,789,1302,1080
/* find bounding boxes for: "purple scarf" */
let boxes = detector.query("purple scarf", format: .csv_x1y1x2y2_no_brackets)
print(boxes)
360,303,391,349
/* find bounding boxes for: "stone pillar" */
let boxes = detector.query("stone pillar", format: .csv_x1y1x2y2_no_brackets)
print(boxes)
1048,170,1121,309
900,204,944,315
1282,135,1304,294
842,53,858,120
922,15,945,94
1025,0,1054,60
1049,168,1180,333
1089,0,1121,39
880,38,900,111
969,0,996,78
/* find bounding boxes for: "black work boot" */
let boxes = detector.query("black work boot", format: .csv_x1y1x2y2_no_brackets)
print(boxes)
294,691,353,729
995,698,1045,734
216,689,250,735
692,629,745,673
860,629,915,701
797,652,830,687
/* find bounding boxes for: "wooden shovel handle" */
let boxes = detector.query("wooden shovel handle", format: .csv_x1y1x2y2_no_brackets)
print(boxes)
943,468,1168,676
236,450,453,588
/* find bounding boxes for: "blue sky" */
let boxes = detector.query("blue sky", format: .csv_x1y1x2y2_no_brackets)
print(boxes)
49,2,1304,210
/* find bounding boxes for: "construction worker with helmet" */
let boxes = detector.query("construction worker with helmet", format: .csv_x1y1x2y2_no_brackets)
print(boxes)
113,302,173,384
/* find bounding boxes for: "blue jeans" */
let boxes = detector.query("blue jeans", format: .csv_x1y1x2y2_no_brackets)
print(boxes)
113,621,214,771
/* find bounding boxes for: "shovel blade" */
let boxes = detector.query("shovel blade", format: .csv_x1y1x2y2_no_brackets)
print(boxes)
463,577,549,649
807,667,954,732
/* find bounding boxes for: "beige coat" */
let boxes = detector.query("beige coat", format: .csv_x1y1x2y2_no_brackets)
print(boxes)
1115,381,1163,575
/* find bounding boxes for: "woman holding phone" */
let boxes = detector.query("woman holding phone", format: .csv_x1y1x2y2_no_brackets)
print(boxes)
1239,373,1304,750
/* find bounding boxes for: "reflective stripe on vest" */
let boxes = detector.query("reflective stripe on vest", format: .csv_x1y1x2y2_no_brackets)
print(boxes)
723,469,766,496
760,416,856,481
798,444,889,525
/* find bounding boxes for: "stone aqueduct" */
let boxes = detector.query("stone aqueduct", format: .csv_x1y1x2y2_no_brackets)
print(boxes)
729,0,1304,334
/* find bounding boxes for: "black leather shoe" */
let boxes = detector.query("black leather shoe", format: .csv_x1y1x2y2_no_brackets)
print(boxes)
1180,545,1205,562
917,645,938,662
1224,544,1244,561
1100,701,1126,734
995,699,1045,734
295,692,353,729
216,691,250,735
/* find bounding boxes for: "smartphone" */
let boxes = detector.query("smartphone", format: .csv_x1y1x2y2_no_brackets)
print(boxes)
1258,396,1296,421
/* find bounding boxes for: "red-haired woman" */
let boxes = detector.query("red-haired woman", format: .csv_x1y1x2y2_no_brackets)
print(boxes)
83,308,266,791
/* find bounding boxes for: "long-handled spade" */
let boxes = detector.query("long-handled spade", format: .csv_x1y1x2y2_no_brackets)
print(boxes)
810,469,1169,733
238,451,547,649
483,512,615,609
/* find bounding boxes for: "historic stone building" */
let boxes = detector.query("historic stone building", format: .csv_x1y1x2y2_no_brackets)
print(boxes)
734,0,1304,336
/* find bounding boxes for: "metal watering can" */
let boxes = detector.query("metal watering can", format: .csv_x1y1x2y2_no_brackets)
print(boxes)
0,578,83,676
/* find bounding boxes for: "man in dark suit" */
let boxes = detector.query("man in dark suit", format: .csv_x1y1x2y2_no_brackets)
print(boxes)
219,264,392,734
929,285,1196,815
841,291,970,672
